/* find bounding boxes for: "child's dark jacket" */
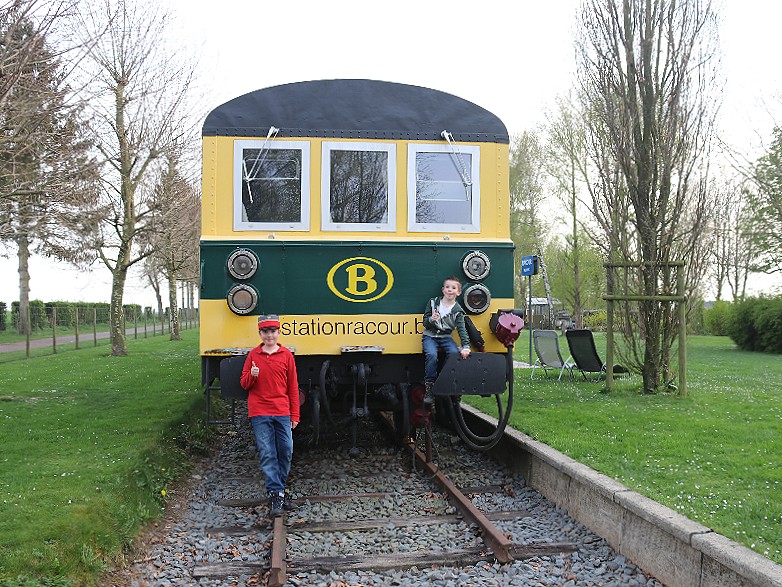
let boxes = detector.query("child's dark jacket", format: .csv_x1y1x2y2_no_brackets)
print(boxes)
422,296,471,350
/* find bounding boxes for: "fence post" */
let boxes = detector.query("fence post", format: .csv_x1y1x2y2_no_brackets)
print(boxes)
75,307,80,350
134,307,138,340
51,306,57,354
93,308,98,347
25,303,30,359
144,311,148,338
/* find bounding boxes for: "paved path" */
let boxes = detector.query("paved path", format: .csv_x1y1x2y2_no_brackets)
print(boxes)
0,326,167,353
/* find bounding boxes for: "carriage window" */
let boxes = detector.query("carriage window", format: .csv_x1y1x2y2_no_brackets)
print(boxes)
407,143,480,232
322,142,396,231
234,140,310,231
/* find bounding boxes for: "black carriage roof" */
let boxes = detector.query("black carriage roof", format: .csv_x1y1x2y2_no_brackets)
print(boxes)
202,79,509,144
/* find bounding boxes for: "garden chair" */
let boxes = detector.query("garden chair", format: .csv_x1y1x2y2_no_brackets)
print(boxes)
565,329,609,381
530,329,574,381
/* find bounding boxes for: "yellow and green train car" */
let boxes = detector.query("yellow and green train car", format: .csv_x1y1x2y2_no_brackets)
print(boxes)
201,79,522,449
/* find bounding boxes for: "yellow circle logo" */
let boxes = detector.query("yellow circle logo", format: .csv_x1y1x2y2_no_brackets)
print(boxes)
327,257,394,303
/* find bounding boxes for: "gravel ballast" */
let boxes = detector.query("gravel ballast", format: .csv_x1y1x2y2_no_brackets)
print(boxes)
116,414,666,587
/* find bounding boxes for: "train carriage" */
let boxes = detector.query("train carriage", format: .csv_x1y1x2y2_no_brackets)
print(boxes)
200,79,523,450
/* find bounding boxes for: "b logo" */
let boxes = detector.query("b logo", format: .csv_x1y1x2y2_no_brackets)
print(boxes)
327,257,394,303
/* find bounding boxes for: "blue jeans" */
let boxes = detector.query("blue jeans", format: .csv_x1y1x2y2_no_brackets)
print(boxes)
423,334,459,383
251,415,293,495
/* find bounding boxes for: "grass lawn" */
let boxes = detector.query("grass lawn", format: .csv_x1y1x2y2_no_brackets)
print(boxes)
0,329,209,586
469,332,782,564
1,328,781,585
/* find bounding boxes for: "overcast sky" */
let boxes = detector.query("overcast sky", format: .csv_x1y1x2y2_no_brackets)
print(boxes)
1,0,780,308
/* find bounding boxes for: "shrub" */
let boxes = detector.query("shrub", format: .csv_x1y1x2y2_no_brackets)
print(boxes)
727,296,782,353
12,300,49,331
583,309,607,331
704,300,732,336
123,304,142,321
0,302,5,331
47,302,75,327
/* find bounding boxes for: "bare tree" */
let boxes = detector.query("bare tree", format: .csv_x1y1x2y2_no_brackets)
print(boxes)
509,131,550,303
576,0,720,392
706,178,755,301
140,146,199,341
72,0,196,355
546,94,592,327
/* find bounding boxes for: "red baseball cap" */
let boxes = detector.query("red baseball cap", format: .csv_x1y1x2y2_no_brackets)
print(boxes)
257,314,280,329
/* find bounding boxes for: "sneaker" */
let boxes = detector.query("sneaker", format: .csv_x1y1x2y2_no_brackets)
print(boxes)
282,495,297,511
423,381,434,406
269,494,284,517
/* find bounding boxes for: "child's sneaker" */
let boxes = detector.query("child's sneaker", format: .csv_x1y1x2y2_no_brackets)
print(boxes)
423,381,434,406
268,494,284,517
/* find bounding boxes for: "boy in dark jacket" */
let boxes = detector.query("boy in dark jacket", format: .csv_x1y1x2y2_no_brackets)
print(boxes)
422,276,471,405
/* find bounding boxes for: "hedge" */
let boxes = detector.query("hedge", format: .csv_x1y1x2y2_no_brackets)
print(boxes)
726,296,782,353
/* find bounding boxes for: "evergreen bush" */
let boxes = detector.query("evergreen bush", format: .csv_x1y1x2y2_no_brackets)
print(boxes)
704,300,732,336
583,309,607,331
727,296,782,353
46,301,75,327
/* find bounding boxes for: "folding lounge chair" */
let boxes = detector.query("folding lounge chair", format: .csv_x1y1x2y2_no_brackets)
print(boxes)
530,329,574,381
565,329,608,381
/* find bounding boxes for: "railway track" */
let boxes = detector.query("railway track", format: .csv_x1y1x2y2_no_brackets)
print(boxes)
191,413,580,586
116,408,663,586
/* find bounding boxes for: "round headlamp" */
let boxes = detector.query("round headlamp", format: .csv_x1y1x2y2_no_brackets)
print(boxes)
227,249,258,280
227,284,258,315
462,250,491,280
463,283,491,314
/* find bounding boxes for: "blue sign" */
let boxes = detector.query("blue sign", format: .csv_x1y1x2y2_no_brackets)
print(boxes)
521,255,537,276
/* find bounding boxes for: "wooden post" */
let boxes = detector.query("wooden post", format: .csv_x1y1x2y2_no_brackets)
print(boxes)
75,307,79,350
528,275,533,366
25,304,30,358
605,265,614,391
51,307,57,354
603,260,687,395
93,308,98,347
678,267,687,396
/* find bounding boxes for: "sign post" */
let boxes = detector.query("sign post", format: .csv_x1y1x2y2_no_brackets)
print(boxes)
521,255,538,365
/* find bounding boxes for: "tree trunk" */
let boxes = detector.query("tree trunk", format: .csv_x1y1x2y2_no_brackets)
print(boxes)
570,163,582,328
110,268,128,356
16,234,31,336
168,272,180,341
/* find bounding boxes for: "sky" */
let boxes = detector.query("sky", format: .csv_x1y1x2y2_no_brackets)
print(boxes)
0,0,781,309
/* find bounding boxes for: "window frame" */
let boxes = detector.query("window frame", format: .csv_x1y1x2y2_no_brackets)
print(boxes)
407,143,481,233
233,139,311,231
321,141,397,232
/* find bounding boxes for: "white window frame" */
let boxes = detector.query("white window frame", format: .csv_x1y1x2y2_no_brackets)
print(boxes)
321,142,396,232
407,143,480,233
233,139,310,231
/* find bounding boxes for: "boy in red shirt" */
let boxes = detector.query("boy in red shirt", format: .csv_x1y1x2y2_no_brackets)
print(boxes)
240,314,300,517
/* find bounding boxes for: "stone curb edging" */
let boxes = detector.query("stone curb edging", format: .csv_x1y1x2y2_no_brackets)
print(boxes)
460,404,782,587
